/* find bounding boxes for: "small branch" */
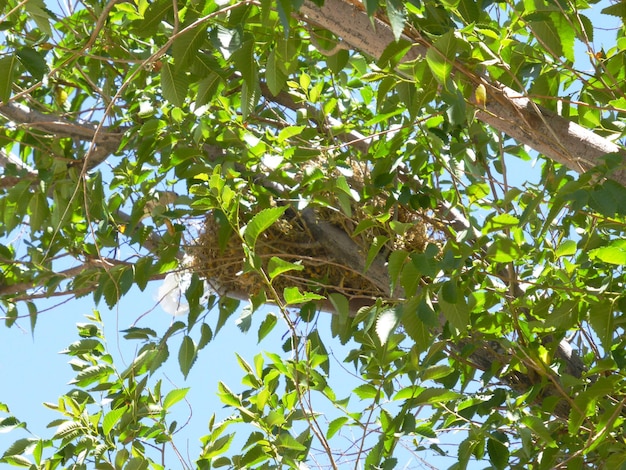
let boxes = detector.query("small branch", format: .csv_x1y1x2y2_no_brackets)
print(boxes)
0,102,124,145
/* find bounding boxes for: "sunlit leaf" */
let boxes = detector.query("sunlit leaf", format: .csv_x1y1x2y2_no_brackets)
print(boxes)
375,307,400,345
102,406,127,436
163,388,190,410
267,257,304,281
243,206,289,249
589,240,626,265
353,384,379,400
426,30,457,85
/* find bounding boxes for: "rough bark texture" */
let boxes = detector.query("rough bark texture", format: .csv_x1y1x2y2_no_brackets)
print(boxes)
299,0,626,186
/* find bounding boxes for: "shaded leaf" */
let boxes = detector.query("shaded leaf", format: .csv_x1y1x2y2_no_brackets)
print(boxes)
173,24,207,69
0,55,18,104
161,61,188,107
178,335,196,378
385,0,406,41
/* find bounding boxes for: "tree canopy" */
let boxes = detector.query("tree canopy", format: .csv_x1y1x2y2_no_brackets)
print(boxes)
2,0,626,468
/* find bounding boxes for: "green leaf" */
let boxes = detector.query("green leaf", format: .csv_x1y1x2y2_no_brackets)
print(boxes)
102,406,127,436
365,235,389,272
385,0,406,41
70,364,113,387
173,24,207,69
240,80,260,120
266,49,287,96
375,308,400,345
457,0,480,22
0,55,18,104
353,384,379,400
401,302,431,351
2,438,37,458
178,335,196,378
439,297,469,332
425,31,457,85
283,286,324,305
196,72,223,107
327,417,349,439
231,40,256,86
217,381,241,407
411,387,462,405
328,292,350,321
555,240,577,257
134,0,171,37
52,421,83,440
134,257,153,291
257,313,277,343
5,303,16,328
161,61,188,107
483,213,520,233
27,302,37,336
521,415,556,446
363,0,379,18
24,0,53,35
16,47,48,80
589,240,626,265
602,1,626,19
202,433,235,459
121,344,159,378
421,364,454,382
276,125,306,144
243,206,288,248
588,300,614,351
526,12,575,62
125,457,149,470
198,323,213,350
267,256,304,281
163,388,190,410
28,191,49,233
486,237,523,263
388,250,408,294
487,435,509,470
0,417,24,434
393,385,424,401
64,338,104,355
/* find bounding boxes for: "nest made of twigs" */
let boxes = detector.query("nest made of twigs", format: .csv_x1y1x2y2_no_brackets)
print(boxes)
190,199,434,303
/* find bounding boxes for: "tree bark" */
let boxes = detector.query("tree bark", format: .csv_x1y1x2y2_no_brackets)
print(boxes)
299,0,626,185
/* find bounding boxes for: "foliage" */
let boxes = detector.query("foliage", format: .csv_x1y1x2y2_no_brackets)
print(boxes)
1,0,626,468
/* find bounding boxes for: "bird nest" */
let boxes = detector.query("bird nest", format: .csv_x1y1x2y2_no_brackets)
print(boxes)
190,198,436,304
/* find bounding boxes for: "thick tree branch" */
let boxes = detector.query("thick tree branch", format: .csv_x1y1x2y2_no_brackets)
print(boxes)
299,0,626,185
0,102,123,144
0,102,124,169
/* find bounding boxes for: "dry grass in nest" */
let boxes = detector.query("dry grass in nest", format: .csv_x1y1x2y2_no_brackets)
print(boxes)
190,201,434,303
